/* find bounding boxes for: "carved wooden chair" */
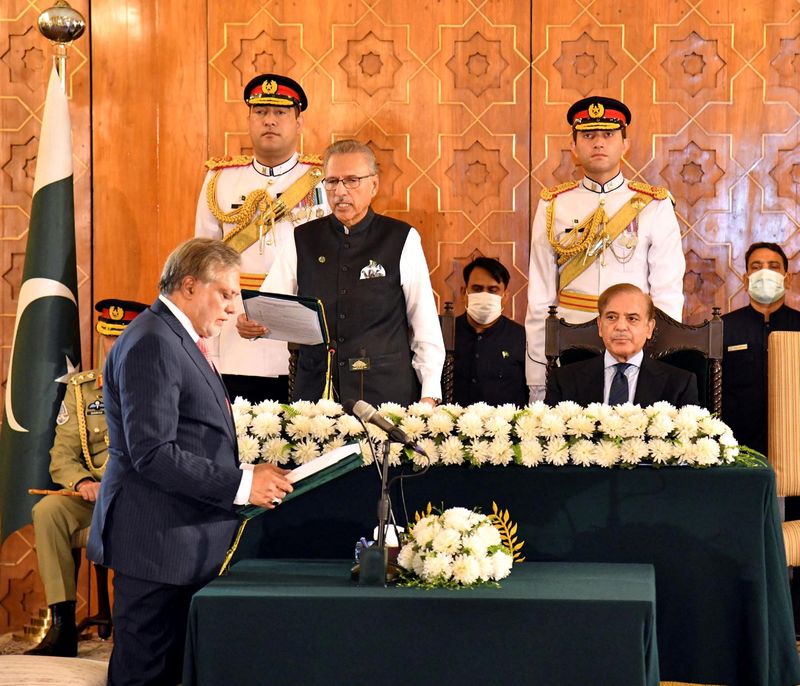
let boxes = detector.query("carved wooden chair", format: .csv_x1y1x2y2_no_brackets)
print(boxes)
544,305,723,413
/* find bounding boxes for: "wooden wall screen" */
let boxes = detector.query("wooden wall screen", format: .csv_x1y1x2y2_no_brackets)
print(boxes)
1,0,798,633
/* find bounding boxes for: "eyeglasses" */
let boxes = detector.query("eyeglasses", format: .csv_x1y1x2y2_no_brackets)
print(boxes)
322,174,375,191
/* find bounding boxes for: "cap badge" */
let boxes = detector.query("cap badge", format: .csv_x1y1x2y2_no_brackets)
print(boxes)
263,79,278,95
588,102,604,118
109,305,124,320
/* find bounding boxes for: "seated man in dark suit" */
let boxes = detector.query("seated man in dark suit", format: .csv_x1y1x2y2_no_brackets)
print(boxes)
545,283,698,406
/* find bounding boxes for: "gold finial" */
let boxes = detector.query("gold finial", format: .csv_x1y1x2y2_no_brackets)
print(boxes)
37,2,86,90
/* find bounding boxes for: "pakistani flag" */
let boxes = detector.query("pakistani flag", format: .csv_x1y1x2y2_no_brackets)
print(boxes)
0,66,81,542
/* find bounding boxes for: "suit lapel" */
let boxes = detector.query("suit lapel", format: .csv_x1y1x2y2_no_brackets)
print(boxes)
633,356,667,406
151,299,237,442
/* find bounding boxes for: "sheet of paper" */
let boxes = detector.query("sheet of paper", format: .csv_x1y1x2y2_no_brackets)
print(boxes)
288,442,362,484
243,294,325,345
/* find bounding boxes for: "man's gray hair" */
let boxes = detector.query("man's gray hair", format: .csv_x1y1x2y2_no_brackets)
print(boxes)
158,238,241,295
323,139,379,174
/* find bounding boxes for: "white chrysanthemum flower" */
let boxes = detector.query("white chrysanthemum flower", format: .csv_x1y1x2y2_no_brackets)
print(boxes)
469,439,492,465
432,527,462,555
678,404,709,422
566,413,595,438
412,516,439,547
232,396,253,414
322,436,346,453
286,415,314,439
647,401,677,418
648,439,674,464
253,399,282,415
292,438,321,464
595,439,620,467
478,554,495,581
528,400,549,416
262,437,290,464
400,415,427,440
488,438,514,466
463,533,489,558
451,554,481,585
366,423,388,441
680,442,699,465
719,431,737,448
440,403,465,418
569,439,597,466
407,401,434,418
290,400,317,417
494,404,519,421
584,402,607,420
416,438,438,467
490,550,513,581
427,411,454,436
250,412,282,439
620,437,648,465
358,440,375,466
695,437,720,465
599,413,625,437
397,543,415,571
421,553,453,582
485,415,512,439
315,399,341,417
310,415,337,441
469,402,495,420
238,435,260,464
545,437,569,465
514,413,542,441
457,412,484,439
674,415,699,439
615,406,649,438
540,412,566,438
443,507,473,532
518,440,544,467
699,416,728,437
647,412,675,439
387,443,404,466
336,414,365,437
552,400,583,420
412,552,425,576
475,521,501,548
378,402,405,420
232,408,252,434
438,436,465,465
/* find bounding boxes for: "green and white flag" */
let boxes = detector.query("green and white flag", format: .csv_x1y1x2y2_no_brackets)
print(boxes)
0,66,81,542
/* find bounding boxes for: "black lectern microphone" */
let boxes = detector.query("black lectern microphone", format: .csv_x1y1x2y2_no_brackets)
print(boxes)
342,399,426,456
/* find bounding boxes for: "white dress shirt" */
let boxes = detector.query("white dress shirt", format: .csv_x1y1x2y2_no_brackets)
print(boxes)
602,349,644,404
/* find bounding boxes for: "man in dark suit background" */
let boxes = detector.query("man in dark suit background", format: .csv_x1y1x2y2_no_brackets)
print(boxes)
88,238,293,686
545,283,698,407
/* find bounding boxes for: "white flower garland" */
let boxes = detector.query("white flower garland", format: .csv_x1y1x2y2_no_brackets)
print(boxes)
232,398,761,469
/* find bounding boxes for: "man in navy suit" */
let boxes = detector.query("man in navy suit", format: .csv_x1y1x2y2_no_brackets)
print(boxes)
88,238,293,686
545,283,698,407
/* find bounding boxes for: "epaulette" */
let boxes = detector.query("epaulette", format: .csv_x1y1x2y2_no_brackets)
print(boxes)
540,180,579,201
298,153,323,166
70,369,99,386
628,181,669,201
204,155,252,171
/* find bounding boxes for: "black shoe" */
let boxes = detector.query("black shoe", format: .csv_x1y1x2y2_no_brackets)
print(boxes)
25,601,78,657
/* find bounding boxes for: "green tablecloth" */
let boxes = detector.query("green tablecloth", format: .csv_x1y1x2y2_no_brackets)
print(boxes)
184,559,659,686
232,464,800,685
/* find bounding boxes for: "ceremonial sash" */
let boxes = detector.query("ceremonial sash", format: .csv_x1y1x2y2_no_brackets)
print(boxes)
223,167,323,254
558,193,654,291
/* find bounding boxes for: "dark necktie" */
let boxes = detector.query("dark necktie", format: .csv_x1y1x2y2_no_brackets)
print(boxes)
608,362,631,405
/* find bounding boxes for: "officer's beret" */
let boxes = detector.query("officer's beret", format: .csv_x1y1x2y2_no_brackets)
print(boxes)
567,97,631,131
243,73,308,111
95,299,147,337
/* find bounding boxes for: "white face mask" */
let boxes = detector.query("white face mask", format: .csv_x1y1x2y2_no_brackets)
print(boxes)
466,292,503,325
748,268,786,305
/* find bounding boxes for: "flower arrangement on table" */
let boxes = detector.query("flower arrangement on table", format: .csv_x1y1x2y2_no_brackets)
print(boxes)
396,503,524,588
231,398,764,469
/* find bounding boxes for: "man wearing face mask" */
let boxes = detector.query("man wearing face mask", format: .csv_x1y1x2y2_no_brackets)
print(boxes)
722,242,800,455
453,257,527,406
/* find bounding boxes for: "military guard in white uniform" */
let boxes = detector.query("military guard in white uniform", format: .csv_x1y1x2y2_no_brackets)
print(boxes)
525,97,685,400
195,73,329,403
26,299,146,657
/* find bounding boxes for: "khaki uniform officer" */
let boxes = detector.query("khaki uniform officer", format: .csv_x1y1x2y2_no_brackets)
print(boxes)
195,72,329,404
26,298,146,657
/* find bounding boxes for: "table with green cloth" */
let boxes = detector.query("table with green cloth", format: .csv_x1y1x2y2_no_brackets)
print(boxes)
184,559,659,686
231,463,800,685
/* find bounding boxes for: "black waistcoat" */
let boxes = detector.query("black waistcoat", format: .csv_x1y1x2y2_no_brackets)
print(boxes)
293,210,419,405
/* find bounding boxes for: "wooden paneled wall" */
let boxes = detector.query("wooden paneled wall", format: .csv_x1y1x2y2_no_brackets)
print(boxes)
0,0,798,633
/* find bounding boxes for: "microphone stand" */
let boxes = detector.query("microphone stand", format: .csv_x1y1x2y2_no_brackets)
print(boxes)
359,440,396,586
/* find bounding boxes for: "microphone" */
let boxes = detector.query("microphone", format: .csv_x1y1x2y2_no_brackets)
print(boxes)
342,399,426,456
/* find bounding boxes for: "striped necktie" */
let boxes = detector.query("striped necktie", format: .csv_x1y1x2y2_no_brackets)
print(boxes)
608,362,631,405
196,337,216,371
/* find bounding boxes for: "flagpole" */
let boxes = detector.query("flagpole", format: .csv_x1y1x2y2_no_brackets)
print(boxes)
37,1,86,90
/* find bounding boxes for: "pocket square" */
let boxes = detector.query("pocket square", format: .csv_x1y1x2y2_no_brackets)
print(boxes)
360,260,386,280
